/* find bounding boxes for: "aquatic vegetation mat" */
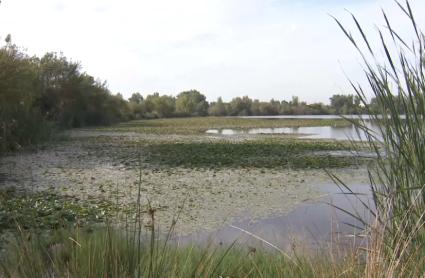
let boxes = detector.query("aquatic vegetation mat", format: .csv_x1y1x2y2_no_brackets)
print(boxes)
143,140,360,169
0,188,120,232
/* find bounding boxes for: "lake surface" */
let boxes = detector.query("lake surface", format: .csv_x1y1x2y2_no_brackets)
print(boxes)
206,122,380,141
177,182,374,251
238,115,374,120
238,114,405,120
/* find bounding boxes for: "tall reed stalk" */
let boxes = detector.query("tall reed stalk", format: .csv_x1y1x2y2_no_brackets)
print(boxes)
333,0,425,275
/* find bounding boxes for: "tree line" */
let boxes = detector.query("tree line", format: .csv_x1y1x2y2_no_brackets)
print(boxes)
130,87,403,119
128,92,372,119
1,39,385,153
0,38,131,152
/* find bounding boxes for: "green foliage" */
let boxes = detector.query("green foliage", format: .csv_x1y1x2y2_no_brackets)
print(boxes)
128,92,144,119
175,90,209,117
143,140,357,169
229,96,253,116
207,97,227,116
330,94,361,114
0,41,131,153
129,91,369,120
1,227,366,278
141,93,176,118
0,41,51,152
334,1,425,274
0,188,120,232
37,52,131,127
129,92,143,104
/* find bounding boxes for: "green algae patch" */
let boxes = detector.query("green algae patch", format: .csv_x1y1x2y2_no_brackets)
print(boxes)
0,188,121,232
143,140,358,169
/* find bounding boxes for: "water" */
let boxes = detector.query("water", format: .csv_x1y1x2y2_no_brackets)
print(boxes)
238,115,374,120
206,122,380,141
190,115,378,249
177,183,374,251
238,115,405,120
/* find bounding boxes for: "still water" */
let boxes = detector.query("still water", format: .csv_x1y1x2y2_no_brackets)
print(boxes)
206,121,380,141
189,115,377,249
238,115,374,120
177,183,374,251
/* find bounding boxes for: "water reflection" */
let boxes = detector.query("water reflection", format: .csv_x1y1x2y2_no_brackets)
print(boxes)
238,115,373,120
177,183,374,251
206,123,380,141
238,114,404,120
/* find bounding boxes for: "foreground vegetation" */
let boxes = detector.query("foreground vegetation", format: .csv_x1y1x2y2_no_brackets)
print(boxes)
1,1,425,277
0,188,122,233
330,1,425,275
1,226,365,278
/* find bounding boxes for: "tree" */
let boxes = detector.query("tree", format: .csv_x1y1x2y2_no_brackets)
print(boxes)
36,52,131,127
330,94,355,114
37,52,82,125
208,97,227,116
175,90,208,116
129,92,143,104
0,40,131,152
128,92,144,119
291,96,299,107
229,96,252,116
143,93,175,118
0,40,47,152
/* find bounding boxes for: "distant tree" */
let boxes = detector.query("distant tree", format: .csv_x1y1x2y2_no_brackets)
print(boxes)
155,95,176,118
257,100,279,115
229,96,252,116
129,92,143,104
305,103,330,115
250,100,261,115
208,97,227,116
368,95,404,115
291,96,299,107
330,94,356,114
128,92,144,119
143,93,175,118
279,100,291,114
175,90,208,116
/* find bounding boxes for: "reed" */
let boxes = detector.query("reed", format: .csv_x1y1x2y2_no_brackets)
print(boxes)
1,224,367,277
332,0,425,275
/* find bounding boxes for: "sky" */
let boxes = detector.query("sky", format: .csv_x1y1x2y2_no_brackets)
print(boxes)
1,0,424,103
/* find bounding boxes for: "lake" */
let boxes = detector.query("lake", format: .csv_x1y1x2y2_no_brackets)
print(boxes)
206,121,380,141
177,182,374,252
238,115,374,120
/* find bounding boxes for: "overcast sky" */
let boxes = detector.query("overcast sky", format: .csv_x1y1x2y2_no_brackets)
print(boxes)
1,0,424,103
